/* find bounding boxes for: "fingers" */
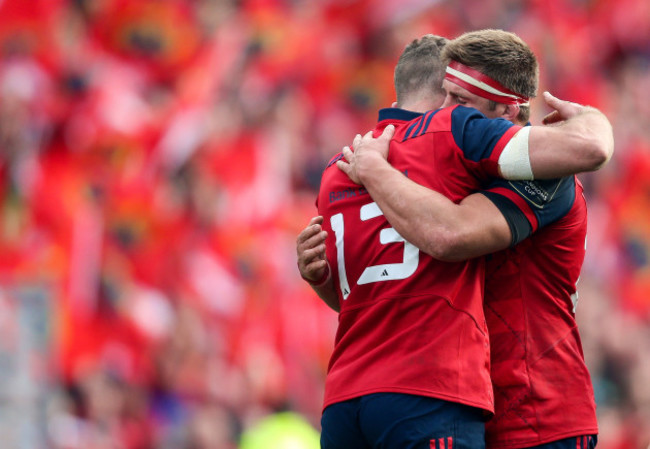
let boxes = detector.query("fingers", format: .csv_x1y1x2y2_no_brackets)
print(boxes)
306,258,328,271
381,124,395,140
297,222,328,281
542,91,559,106
353,134,362,149
543,91,574,109
298,225,327,248
297,218,327,248
542,91,586,125
301,257,328,282
356,125,394,148
337,147,353,175
542,110,562,125
337,146,361,184
336,159,352,177
542,91,564,118
351,125,394,151
341,126,393,183
297,217,329,281
308,215,323,226
352,130,374,149
351,129,373,150
337,159,361,184
301,242,327,264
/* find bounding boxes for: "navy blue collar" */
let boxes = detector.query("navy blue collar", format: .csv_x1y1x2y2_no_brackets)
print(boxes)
378,107,531,126
378,108,423,123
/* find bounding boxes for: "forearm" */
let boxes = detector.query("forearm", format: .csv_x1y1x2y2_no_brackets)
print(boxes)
312,279,340,312
304,264,340,312
529,108,614,179
356,153,463,260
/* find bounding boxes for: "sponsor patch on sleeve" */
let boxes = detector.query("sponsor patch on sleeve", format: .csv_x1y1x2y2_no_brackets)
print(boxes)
505,178,564,209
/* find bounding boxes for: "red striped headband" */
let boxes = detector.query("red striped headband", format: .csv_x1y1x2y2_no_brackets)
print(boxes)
445,60,530,106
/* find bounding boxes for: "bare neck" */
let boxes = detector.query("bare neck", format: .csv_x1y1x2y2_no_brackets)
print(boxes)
396,92,445,114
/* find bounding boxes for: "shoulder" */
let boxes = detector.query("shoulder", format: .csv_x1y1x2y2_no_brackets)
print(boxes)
326,152,344,169
447,106,521,165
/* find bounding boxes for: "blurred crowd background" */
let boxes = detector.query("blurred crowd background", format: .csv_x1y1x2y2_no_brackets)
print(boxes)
0,0,649,448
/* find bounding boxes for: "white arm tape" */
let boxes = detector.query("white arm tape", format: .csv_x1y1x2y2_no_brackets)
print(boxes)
498,127,534,180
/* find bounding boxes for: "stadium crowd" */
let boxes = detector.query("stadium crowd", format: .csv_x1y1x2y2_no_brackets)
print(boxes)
0,0,648,447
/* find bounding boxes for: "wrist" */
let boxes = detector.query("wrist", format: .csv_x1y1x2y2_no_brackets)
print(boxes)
301,262,331,288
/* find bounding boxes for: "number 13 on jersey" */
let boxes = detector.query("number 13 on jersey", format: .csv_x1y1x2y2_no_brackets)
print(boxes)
330,202,419,299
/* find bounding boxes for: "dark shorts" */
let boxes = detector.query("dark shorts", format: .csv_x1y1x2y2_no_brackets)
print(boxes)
527,435,597,449
320,393,486,449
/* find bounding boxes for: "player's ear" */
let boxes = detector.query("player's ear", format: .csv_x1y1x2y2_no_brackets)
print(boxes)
502,103,520,122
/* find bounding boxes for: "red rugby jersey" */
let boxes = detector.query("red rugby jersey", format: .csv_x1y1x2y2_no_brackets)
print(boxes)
481,178,598,448
316,106,521,414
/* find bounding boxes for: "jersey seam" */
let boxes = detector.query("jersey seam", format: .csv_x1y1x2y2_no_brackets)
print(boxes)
528,323,580,366
339,292,488,338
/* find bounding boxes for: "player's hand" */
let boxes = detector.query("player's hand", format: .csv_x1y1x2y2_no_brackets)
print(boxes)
337,125,395,183
355,124,394,160
541,91,586,125
337,144,362,184
296,216,328,283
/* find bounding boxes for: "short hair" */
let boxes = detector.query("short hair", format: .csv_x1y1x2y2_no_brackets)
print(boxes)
442,29,538,122
394,34,449,106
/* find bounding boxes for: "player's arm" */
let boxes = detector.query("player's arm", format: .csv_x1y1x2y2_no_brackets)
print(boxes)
498,92,613,180
338,141,511,261
296,216,340,312
337,120,578,261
